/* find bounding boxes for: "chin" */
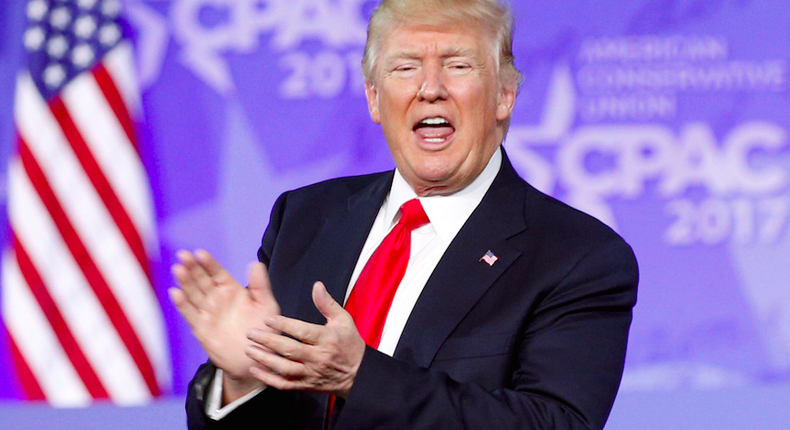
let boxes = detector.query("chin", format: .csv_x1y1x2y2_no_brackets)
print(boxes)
413,167,454,185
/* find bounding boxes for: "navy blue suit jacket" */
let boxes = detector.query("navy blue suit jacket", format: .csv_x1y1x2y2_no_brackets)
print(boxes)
185,152,638,430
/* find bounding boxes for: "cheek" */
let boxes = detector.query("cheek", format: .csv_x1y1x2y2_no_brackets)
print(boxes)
378,96,411,126
461,83,497,116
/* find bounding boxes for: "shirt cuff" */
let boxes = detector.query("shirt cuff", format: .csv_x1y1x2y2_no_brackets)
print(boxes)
204,368,266,420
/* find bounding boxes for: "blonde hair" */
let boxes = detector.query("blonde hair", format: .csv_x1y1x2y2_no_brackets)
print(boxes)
362,0,522,90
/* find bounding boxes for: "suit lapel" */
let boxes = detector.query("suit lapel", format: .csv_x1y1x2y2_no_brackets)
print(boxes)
296,173,393,324
393,156,528,367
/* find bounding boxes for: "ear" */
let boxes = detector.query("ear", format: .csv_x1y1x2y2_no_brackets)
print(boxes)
365,81,382,124
496,82,516,122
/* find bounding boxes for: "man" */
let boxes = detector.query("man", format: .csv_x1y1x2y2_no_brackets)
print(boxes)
170,0,638,429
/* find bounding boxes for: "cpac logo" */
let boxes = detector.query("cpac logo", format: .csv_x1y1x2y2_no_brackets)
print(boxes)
169,0,370,93
508,65,789,245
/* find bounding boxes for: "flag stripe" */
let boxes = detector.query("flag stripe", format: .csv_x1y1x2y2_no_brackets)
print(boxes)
12,235,109,399
64,67,157,257
50,96,152,284
17,136,160,397
3,249,91,406
16,73,166,396
103,44,143,122
93,64,137,151
101,47,158,251
5,325,46,401
8,150,152,404
58,72,168,388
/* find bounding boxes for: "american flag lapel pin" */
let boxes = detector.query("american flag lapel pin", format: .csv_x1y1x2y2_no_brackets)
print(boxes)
480,250,498,266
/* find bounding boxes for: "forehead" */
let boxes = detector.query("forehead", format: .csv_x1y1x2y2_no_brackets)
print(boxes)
379,22,494,59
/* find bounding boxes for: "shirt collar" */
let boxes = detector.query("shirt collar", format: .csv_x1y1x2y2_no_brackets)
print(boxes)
385,148,502,244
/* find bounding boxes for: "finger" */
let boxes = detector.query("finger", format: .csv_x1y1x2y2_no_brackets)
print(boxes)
247,262,278,307
168,287,200,328
311,282,348,323
246,345,304,378
265,316,322,345
249,365,304,392
176,249,214,296
171,261,207,309
247,328,308,362
195,249,238,286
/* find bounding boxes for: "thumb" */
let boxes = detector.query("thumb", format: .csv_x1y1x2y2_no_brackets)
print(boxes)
248,262,278,307
312,281,346,322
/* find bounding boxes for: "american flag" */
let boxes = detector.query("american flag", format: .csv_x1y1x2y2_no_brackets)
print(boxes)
480,250,498,267
1,0,169,406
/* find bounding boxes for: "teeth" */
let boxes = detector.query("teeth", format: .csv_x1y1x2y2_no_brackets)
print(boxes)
424,138,445,143
421,117,449,126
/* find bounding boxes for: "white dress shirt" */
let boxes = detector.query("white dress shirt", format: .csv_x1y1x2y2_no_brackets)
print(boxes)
206,149,502,419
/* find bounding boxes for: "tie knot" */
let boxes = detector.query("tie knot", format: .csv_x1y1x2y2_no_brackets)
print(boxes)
398,199,429,231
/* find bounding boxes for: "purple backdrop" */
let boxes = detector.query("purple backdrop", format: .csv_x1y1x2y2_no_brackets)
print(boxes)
1,0,788,428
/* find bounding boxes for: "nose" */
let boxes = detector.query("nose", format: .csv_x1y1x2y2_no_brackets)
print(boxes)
417,62,448,102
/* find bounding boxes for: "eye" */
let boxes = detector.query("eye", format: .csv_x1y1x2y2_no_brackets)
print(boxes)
446,61,473,72
389,63,420,78
395,65,416,72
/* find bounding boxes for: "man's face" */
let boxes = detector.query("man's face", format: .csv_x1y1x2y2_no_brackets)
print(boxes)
365,22,516,196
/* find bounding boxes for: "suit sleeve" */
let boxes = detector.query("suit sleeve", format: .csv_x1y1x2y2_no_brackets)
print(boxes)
186,360,326,430
337,237,638,430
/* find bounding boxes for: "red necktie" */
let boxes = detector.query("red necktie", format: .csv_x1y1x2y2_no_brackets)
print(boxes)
328,199,428,425
345,198,429,348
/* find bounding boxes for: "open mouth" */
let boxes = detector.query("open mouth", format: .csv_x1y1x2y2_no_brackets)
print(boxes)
413,117,455,143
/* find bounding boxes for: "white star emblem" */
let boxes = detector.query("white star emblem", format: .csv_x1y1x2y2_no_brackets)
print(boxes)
102,0,122,17
99,24,121,46
27,0,48,22
24,26,46,51
47,35,70,59
78,0,99,9
72,44,95,67
44,63,67,88
50,7,73,30
74,14,97,39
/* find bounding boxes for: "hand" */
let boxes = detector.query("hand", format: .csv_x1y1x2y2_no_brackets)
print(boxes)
245,282,366,398
169,250,281,400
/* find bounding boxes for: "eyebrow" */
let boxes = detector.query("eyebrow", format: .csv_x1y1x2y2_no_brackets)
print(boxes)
385,47,479,62
441,47,477,59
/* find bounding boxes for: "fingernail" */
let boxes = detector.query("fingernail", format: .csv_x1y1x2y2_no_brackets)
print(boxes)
315,281,329,296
